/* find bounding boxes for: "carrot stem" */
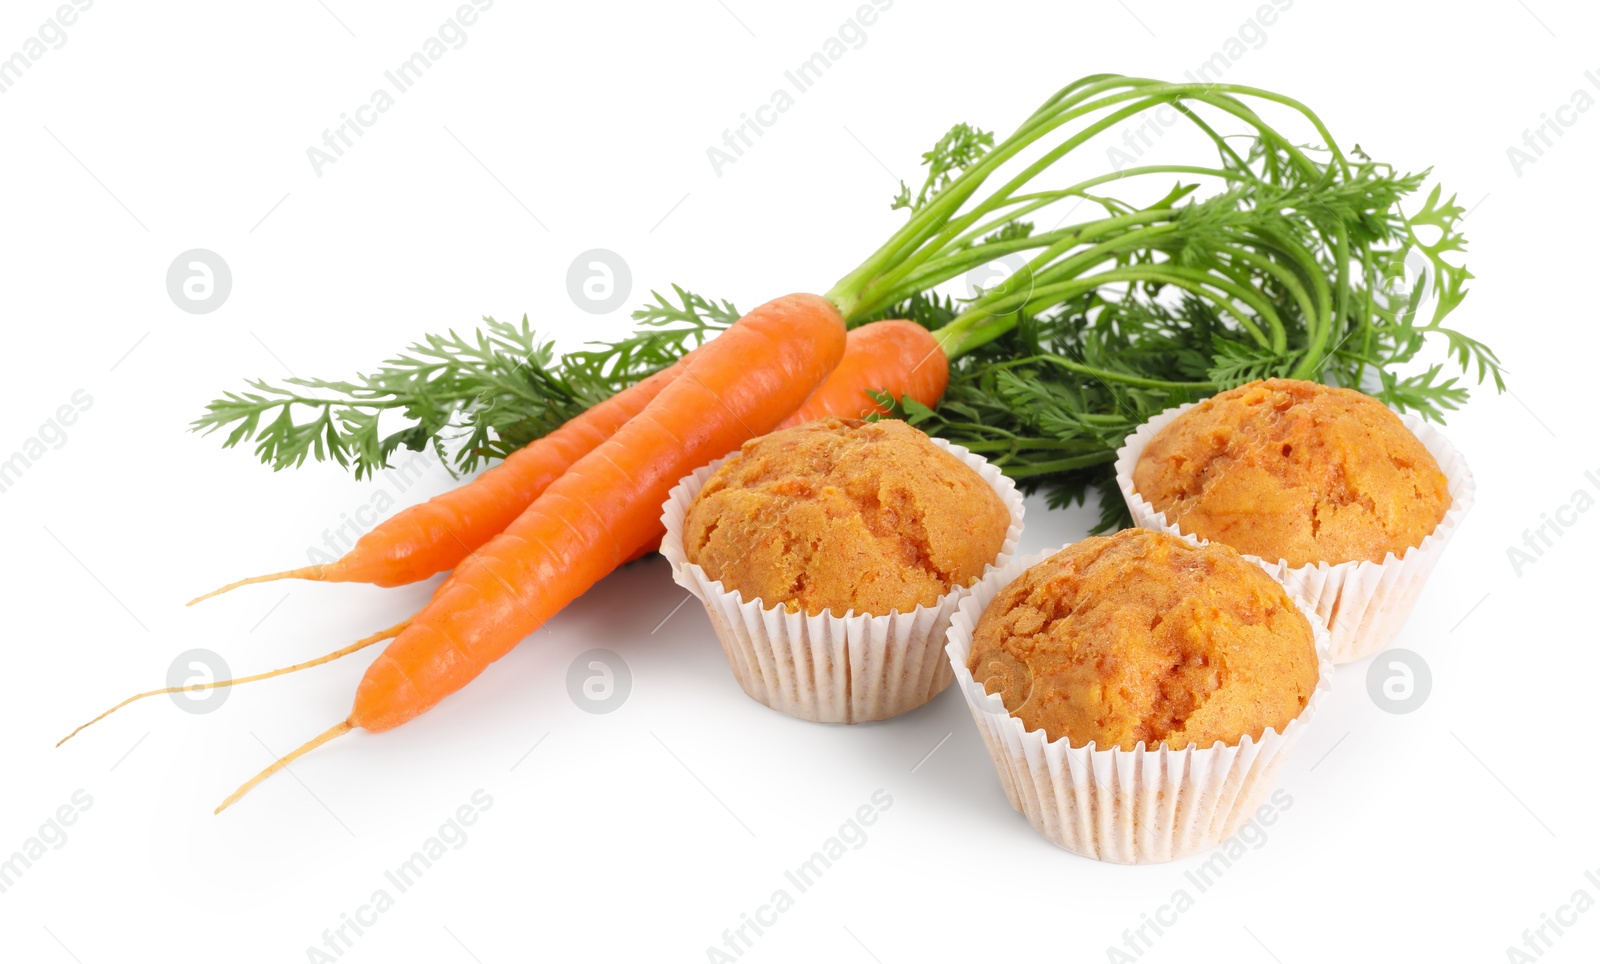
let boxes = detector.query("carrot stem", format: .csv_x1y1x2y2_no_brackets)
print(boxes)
187,566,327,606
215,720,353,814
55,620,410,747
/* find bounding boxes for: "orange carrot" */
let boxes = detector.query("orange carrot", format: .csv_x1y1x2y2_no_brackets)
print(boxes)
217,293,846,809
67,315,938,743
193,321,939,604
780,320,948,426
188,350,699,604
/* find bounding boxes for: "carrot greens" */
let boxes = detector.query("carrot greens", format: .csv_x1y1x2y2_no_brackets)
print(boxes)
192,286,732,478
196,74,1501,525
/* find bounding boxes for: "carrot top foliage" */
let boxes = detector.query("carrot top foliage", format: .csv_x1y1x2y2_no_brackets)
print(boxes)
193,286,735,478
197,74,1500,518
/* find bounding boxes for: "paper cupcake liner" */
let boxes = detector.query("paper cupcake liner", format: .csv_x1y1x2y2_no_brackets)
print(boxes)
660,437,1025,724
945,546,1335,864
1114,403,1475,664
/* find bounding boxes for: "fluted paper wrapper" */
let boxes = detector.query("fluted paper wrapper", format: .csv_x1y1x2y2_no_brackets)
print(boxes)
946,547,1334,864
660,438,1025,724
1114,403,1474,664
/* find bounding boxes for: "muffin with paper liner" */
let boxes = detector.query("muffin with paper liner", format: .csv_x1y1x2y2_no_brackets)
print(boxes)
1116,378,1473,663
946,528,1332,864
660,417,1023,723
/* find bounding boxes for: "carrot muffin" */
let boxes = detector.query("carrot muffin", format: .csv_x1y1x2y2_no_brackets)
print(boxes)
682,418,1010,616
1132,378,1450,567
966,529,1318,750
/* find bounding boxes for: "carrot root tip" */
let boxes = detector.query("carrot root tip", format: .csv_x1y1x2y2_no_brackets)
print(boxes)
186,566,328,606
215,720,354,814
55,619,409,748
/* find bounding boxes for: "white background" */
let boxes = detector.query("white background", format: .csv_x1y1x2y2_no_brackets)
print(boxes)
2,1,1597,962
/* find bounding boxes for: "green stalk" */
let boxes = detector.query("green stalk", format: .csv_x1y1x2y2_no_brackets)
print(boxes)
830,93,1167,315
987,354,1217,391
1002,452,1121,478
828,78,1351,322
1291,220,1350,378
851,210,1180,322
938,263,1279,359
832,79,1188,307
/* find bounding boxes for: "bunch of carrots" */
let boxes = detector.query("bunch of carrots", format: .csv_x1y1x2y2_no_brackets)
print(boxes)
62,305,945,809
62,75,1495,810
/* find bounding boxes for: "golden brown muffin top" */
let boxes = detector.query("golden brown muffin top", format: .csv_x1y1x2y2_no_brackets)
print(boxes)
683,418,1010,616
967,529,1318,750
1132,379,1450,566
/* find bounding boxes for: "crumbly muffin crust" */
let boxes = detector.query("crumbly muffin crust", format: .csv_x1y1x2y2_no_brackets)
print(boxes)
683,418,1009,616
967,529,1318,750
1132,378,1450,566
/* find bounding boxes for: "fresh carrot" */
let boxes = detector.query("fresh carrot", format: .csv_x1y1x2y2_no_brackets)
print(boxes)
190,319,926,605
60,316,941,743
187,351,699,604
216,293,846,809
780,320,948,426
